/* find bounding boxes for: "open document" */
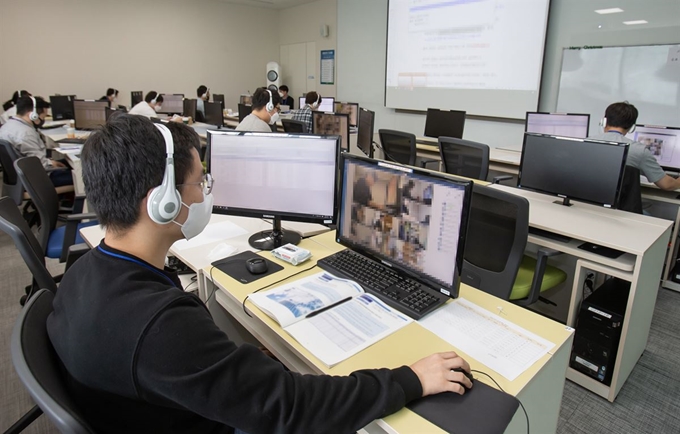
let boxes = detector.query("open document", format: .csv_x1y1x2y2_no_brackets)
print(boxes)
419,298,555,381
250,272,412,366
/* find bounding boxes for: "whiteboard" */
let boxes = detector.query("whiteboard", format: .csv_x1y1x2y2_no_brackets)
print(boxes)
556,44,680,135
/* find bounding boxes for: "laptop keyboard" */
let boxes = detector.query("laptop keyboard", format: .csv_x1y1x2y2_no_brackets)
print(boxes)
317,249,442,319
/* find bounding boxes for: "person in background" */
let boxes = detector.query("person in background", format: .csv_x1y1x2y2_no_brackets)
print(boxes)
279,85,294,110
0,96,72,187
235,87,281,133
292,91,321,134
1,90,32,124
129,91,164,118
591,101,680,191
99,88,119,108
196,85,210,118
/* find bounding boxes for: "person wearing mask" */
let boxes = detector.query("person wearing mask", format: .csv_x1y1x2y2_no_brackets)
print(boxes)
196,85,210,118
98,88,119,108
46,114,472,433
278,85,294,110
129,91,164,118
235,87,281,133
1,90,32,125
292,91,321,133
0,96,72,187
591,101,680,191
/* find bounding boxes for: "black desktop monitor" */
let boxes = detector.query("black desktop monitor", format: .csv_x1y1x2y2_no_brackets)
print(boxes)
357,108,375,158
49,95,76,120
334,102,359,127
131,91,143,107
238,103,252,123
204,101,224,128
525,112,591,138
183,98,197,120
336,153,472,300
518,133,629,208
73,100,108,130
157,94,184,114
424,108,466,139
207,130,340,250
213,94,225,109
299,96,335,113
626,125,680,172
239,94,252,105
312,111,350,151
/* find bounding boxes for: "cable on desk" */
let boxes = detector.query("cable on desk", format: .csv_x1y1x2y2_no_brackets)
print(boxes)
470,369,529,434
259,218,337,252
240,263,318,317
183,275,198,293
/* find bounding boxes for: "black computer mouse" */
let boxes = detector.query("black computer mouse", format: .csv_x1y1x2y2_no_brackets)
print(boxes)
245,257,268,275
452,368,474,390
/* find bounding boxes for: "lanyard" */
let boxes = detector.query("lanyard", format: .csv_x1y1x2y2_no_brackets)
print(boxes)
97,245,175,286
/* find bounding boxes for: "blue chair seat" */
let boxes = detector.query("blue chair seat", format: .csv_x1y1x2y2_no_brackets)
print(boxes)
46,221,99,259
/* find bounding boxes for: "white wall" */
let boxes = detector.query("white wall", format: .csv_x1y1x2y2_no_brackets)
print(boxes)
0,0,279,110
337,0,680,150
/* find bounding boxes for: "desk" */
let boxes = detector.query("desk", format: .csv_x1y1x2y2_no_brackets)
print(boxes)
491,184,672,401
203,230,573,433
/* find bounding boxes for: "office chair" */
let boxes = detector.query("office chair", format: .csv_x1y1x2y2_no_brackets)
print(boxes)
15,157,97,263
618,165,643,214
10,289,96,434
238,103,252,123
462,184,566,306
378,129,438,170
439,137,490,180
282,119,307,133
0,139,29,206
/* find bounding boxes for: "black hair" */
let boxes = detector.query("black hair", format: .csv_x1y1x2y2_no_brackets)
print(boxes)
305,91,321,106
604,102,638,130
106,88,118,97
197,85,208,97
279,85,289,93
81,115,201,232
16,96,50,116
251,87,281,111
144,91,163,104
3,90,31,111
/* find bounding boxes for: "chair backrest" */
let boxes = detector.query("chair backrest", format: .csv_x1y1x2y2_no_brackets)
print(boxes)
15,157,60,253
11,289,95,434
0,197,57,293
438,137,490,181
462,184,529,300
618,165,643,214
0,139,26,205
378,129,416,166
282,119,307,133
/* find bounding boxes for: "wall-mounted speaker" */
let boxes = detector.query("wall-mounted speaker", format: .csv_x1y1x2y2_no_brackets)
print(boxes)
266,61,281,93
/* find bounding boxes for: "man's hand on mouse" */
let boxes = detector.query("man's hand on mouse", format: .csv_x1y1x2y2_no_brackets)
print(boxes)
410,351,472,396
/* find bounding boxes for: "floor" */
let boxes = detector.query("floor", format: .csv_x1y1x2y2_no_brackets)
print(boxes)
1,228,680,433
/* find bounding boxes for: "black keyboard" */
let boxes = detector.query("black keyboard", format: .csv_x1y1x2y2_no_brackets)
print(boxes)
57,138,87,145
528,227,572,243
317,249,443,319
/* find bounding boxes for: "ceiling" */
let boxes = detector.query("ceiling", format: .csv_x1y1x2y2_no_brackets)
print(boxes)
217,0,319,9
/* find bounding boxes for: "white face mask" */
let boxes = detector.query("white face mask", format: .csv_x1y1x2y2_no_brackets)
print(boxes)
278,92,284,98
173,193,213,240
154,105,162,112
269,112,280,125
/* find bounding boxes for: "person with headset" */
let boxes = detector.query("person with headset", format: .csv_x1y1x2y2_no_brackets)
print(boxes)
0,89,32,125
98,88,119,108
46,113,472,434
592,101,680,191
0,96,73,187
196,85,210,118
129,91,164,117
292,90,322,133
235,87,281,132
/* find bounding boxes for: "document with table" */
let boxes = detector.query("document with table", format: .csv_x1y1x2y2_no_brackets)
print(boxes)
250,272,413,366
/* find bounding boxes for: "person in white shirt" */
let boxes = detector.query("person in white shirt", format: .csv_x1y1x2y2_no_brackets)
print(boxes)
128,91,164,118
235,87,281,133
1,90,32,125
196,85,209,119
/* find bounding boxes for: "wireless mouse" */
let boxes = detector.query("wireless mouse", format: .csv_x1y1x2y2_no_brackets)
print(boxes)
245,257,268,275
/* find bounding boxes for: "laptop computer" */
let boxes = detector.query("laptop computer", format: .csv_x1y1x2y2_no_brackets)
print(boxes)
317,153,472,319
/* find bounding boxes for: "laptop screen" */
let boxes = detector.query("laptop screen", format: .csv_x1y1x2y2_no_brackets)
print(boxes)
337,155,472,294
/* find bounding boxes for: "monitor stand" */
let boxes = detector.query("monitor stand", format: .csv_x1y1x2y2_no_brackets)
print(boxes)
553,197,573,207
248,217,302,251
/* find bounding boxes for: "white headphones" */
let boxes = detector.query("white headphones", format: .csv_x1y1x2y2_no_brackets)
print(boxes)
29,96,39,121
265,89,274,112
202,87,209,99
147,123,182,224
151,92,159,104
600,117,636,134
312,92,321,108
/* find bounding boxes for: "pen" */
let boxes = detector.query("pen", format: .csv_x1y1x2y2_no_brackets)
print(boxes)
306,297,352,318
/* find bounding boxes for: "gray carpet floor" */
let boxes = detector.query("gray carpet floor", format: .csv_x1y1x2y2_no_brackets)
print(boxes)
1,228,680,433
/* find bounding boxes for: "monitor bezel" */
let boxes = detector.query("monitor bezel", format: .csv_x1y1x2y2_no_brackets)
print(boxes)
299,96,336,113
424,108,466,139
156,94,185,115
206,130,341,226
517,132,630,208
357,108,375,158
524,111,591,138
183,98,197,119
334,101,360,127
626,124,680,172
204,101,224,128
335,153,473,300
49,95,76,120
73,99,108,130
312,111,350,151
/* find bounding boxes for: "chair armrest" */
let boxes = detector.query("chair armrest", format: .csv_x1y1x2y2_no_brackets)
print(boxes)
60,214,98,262
65,243,90,271
492,175,514,184
420,158,440,169
515,248,562,307
73,194,87,214
65,212,97,222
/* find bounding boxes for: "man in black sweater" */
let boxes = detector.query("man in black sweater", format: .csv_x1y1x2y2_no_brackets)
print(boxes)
47,114,472,434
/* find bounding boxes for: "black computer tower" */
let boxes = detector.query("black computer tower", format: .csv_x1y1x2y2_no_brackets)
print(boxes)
569,277,630,386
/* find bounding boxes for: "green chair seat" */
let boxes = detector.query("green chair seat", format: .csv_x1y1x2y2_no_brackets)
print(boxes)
509,255,567,301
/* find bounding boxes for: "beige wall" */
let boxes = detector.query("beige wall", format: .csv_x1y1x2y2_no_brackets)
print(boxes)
279,0,337,98
0,0,279,110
